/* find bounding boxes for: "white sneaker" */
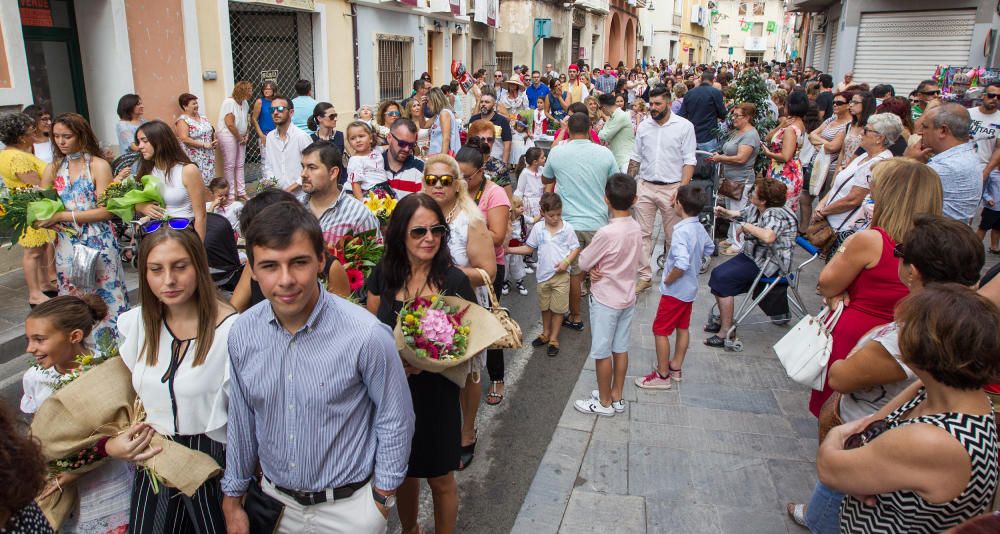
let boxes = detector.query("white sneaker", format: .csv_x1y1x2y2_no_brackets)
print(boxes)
574,397,615,417
590,390,626,412
525,265,535,274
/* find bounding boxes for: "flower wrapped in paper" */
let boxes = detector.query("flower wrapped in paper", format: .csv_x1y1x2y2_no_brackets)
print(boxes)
31,356,222,529
394,295,506,386
0,187,72,244
325,229,385,292
364,189,397,224
99,174,165,221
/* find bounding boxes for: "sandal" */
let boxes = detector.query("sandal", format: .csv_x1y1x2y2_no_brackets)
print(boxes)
562,316,585,331
459,438,477,470
531,335,549,348
42,290,59,298
486,381,505,406
786,503,808,528
547,343,560,357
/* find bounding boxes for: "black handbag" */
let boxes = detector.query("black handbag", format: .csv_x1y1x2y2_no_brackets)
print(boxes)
245,480,285,534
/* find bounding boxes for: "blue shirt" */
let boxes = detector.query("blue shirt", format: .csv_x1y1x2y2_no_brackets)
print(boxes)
221,291,415,495
928,142,985,221
594,74,618,95
983,169,1000,210
542,140,619,231
291,95,318,133
661,217,715,302
677,84,727,143
525,82,551,109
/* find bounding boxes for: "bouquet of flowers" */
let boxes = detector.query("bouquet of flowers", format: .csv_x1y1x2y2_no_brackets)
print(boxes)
98,174,164,221
326,229,384,292
258,176,279,190
0,187,69,241
364,189,396,225
394,294,507,386
48,330,118,392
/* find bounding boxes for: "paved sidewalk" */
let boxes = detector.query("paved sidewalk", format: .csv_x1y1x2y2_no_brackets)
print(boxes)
513,257,826,534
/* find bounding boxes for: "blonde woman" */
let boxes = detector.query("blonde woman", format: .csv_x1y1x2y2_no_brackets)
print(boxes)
217,81,253,201
421,153,496,472
584,95,604,132
427,88,461,156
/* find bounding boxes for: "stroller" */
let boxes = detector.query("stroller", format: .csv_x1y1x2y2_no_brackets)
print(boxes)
655,150,720,274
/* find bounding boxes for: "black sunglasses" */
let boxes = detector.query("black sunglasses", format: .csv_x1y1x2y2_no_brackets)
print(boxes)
272,106,289,113
142,218,192,234
476,136,495,145
919,89,941,96
984,93,1000,100
833,100,848,105
423,174,455,187
324,113,338,119
409,224,448,239
844,418,890,450
390,132,417,150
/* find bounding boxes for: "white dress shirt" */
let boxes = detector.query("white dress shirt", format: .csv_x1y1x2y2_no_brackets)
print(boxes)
630,112,698,184
263,126,313,190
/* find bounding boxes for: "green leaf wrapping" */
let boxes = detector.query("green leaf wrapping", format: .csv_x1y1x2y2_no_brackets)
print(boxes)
103,175,165,221
26,197,66,228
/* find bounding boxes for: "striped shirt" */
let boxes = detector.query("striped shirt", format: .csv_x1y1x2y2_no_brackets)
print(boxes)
305,189,381,239
221,291,415,495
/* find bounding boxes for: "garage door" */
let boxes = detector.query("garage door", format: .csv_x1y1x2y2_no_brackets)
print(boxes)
810,33,824,69
827,24,838,73
853,9,975,94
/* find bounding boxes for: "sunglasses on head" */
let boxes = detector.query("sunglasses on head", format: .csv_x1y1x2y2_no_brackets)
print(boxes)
391,132,417,150
272,106,289,113
423,174,455,187
844,418,890,450
408,224,448,239
142,218,192,234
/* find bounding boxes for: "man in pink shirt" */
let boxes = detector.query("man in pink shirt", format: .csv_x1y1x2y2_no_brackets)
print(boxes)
574,174,643,417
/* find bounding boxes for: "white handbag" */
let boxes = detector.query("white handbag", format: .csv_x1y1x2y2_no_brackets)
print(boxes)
809,150,832,196
773,303,844,391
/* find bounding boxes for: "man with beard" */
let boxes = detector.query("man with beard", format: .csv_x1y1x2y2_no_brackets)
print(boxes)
299,141,379,238
970,82,1000,247
628,85,697,294
263,95,313,196
467,87,512,163
382,118,425,197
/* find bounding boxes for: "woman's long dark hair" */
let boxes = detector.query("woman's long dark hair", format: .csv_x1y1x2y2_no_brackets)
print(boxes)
851,90,876,128
52,113,104,168
136,120,193,178
382,193,453,294
456,144,486,168
307,102,334,132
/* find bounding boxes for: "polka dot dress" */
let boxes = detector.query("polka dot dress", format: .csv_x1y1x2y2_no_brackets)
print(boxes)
1,502,55,533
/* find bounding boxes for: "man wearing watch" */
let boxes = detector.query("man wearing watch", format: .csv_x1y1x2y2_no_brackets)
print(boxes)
221,202,414,533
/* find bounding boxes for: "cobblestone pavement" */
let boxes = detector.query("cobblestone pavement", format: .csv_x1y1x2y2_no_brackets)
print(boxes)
513,252,828,534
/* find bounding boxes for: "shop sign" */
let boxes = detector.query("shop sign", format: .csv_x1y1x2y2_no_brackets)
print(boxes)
232,0,315,11
19,0,54,28
260,70,279,83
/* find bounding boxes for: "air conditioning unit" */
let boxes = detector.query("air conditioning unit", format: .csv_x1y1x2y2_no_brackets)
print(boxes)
813,14,827,32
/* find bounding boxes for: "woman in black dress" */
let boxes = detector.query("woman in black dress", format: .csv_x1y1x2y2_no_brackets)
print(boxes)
367,193,475,534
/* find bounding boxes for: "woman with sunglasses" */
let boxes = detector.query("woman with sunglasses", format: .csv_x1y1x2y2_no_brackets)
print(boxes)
421,154,496,470
308,102,346,155
466,119,513,195
109,224,237,533
834,91,876,175
802,93,851,224
817,284,1000,534
366,193,477,534
376,100,402,146
38,113,129,339
134,120,208,241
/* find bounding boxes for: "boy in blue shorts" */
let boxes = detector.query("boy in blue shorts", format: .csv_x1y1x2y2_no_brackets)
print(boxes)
574,174,643,416
636,184,714,390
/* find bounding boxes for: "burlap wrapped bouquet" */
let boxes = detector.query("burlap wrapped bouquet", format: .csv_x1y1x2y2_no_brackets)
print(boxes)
394,295,505,386
31,357,222,529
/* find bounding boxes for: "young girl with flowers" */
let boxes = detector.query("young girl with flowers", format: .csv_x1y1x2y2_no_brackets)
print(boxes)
346,121,389,200
22,295,132,534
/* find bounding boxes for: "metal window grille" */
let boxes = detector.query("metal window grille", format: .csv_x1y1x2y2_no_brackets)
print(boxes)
229,2,314,177
753,1,765,16
496,52,513,76
377,35,413,102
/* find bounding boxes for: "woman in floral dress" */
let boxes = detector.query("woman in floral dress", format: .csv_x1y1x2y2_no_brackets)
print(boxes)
174,93,216,184
762,91,808,212
38,113,128,340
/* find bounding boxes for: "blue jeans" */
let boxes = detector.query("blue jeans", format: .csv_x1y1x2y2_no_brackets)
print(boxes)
696,139,720,153
805,481,845,534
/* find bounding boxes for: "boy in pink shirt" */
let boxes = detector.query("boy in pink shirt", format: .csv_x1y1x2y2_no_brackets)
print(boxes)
574,174,643,416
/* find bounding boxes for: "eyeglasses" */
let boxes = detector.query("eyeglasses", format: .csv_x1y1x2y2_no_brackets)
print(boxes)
408,224,449,239
494,74,504,78
142,218,192,234
833,101,848,106
844,418,889,450
324,113,338,119
849,100,863,105
390,132,417,150
909,98,920,104
919,89,941,96
476,136,495,145
272,106,289,113
423,174,455,187
386,111,401,117
862,127,880,136
730,113,745,119
984,93,1000,100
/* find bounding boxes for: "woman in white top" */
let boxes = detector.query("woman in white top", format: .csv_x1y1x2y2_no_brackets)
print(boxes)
421,154,496,471
23,104,54,163
217,81,253,201
812,113,903,238
498,77,529,121
135,120,208,241
107,226,237,534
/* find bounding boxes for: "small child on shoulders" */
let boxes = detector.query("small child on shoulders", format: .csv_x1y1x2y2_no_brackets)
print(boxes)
574,174,643,416
507,192,580,357
636,184,715,390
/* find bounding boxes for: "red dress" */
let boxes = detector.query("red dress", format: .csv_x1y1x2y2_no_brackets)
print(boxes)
809,227,910,416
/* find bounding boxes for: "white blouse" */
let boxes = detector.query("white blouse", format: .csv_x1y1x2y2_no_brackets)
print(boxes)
20,365,62,414
217,98,249,135
153,163,194,218
118,307,238,444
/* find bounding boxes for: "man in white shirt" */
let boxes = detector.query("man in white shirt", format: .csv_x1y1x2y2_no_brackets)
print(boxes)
628,85,697,293
970,82,1000,181
263,96,313,196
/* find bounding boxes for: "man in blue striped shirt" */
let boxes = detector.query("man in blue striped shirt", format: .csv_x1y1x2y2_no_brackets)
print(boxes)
300,141,381,239
221,202,414,533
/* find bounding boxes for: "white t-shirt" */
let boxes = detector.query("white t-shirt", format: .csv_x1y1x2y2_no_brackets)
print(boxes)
838,322,918,423
33,140,54,163
208,200,244,234
153,164,194,218
347,148,388,191
217,97,249,135
524,220,580,283
514,168,544,218
968,107,1000,165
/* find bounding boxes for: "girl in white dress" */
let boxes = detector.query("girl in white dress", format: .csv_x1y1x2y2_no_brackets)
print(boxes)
22,295,132,533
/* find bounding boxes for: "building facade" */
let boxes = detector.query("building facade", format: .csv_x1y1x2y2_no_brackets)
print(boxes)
712,0,791,64
794,0,1000,93
679,0,712,64
496,0,608,73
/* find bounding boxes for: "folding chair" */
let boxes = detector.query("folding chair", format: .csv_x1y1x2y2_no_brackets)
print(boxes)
709,236,821,351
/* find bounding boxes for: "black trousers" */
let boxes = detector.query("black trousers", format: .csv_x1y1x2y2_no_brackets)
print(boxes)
487,264,505,382
128,434,226,534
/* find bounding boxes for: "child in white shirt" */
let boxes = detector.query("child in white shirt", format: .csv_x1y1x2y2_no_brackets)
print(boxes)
346,121,389,199
514,147,546,220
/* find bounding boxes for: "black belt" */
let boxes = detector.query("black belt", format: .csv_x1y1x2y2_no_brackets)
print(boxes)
643,180,679,186
267,475,370,506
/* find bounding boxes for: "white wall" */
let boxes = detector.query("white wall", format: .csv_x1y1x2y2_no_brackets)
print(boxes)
356,6,420,104
76,0,135,145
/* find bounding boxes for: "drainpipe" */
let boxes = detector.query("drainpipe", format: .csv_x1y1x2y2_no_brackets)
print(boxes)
351,1,361,109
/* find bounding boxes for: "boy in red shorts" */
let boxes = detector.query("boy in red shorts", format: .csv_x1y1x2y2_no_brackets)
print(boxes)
636,185,714,390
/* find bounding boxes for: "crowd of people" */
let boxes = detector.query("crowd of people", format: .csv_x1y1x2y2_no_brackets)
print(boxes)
2,55,1000,534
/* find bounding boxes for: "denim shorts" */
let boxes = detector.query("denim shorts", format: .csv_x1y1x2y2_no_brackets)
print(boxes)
588,296,636,359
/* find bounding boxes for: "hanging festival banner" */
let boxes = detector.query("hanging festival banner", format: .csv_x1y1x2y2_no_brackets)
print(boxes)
450,0,461,15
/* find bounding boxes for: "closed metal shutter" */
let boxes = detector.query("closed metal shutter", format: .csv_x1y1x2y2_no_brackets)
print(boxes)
810,32,824,68
853,9,975,94
827,25,837,73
